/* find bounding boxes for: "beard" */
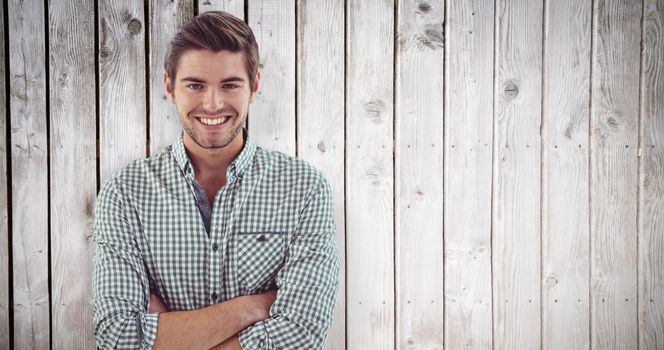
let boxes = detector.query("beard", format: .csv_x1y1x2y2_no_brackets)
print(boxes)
182,112,246,149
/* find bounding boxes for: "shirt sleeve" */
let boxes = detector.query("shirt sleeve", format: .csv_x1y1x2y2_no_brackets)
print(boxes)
92,177,159,349
238,175,340,349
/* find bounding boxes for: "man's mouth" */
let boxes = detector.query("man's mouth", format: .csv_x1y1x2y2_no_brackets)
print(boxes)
196,115,232,126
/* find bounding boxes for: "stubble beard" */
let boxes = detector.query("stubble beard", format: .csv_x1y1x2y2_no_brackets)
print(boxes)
183,113,246,149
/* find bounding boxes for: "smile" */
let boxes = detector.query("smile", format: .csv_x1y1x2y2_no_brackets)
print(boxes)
196,116,232,126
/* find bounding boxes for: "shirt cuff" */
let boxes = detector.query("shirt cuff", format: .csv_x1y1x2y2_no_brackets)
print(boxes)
238,320,270,349
141,312,160,349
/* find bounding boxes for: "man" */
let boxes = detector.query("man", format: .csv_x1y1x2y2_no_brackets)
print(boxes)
92,11,339,349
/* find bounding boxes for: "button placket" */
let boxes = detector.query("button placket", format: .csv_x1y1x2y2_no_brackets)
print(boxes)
208,183,230,304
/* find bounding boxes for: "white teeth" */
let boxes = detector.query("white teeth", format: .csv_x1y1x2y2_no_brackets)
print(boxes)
199,116,230,125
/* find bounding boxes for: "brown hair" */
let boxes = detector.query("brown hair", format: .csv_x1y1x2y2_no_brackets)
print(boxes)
164,11,259,88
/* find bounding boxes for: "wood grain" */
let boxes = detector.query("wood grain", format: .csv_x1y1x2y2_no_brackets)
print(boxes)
295,0,345,348
444,1,494,348
8,1,50,348
48,0,97,348
639,0,664,349
346,0,394,348
590,1,641,348
541,0,592,349
149,0,194,155
396,1,444,349
98,0,147,182
492,0,543,348
198,0,245,18
247,0,296,155
0,3,9,349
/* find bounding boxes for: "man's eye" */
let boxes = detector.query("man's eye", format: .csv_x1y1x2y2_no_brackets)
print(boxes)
223,84,239,89
187,83,203,90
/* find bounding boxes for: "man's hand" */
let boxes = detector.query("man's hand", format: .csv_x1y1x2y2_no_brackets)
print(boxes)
208,291,276,350
244,290,277,323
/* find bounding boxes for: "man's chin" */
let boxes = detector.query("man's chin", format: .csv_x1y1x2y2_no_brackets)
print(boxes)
196,139,233,149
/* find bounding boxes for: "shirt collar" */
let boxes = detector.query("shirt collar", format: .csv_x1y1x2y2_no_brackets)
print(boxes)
172,128,256,179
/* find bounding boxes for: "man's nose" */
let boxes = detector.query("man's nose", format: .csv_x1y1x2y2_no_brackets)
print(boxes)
203,88,224,113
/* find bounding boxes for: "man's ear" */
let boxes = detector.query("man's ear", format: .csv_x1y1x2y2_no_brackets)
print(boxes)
249,71,261,103
163,71,175,102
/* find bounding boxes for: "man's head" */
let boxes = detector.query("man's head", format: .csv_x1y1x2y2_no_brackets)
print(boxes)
163,11,260,151
164,11,259,89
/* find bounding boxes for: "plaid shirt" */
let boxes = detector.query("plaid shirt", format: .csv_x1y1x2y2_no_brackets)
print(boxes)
92,133,339,349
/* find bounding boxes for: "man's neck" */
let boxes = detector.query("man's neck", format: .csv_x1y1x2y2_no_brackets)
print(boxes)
183,133,245,180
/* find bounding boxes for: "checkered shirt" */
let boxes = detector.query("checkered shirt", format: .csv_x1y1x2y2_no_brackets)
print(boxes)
92,133,340,349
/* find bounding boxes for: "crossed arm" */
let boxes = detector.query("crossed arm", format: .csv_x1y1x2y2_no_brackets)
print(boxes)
148,291,276,349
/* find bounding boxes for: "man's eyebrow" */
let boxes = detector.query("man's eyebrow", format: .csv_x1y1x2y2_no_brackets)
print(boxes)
179,76,247,83
180,77,206,83
220,76,247,83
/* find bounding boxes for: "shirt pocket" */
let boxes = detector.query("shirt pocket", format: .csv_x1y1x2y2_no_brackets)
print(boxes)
235,231,287,293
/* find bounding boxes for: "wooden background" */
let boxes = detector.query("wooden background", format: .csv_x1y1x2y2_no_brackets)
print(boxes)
1,0,663,349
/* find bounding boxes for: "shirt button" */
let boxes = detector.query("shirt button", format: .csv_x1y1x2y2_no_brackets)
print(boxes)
212,243,219,251
211,292,218,301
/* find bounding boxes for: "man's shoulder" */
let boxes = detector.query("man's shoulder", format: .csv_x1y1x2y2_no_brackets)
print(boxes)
100,146,176,193
254,146,328,188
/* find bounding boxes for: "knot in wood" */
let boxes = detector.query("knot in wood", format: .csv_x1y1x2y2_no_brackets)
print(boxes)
545,276,558,287
503,80,519,99
99,47,111,59
605,115,620,131
417,24,444,50
363,99,386,123
127,18,142,35
317,141,326,153
417,2,432,13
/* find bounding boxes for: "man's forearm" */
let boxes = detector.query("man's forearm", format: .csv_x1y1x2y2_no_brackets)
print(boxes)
210,335,243,350
152,297,249,349
151,290,276,349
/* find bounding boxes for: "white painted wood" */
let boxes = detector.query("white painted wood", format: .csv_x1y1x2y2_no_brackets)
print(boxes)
639,1,664,349
48,0,97,348
295,1,345,348
8,1,50,348
541,1,592,349
444,1,494,349
3,2,664,348
590,1,641,349
198,0,245,18
395,1,444,349
0,3,9,349
248,0,296,156
149,0,195,155
492,0,543,348
99,0,147,182
346,0,394,348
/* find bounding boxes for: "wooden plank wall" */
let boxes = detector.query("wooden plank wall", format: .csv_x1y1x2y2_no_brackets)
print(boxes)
8,1,50,349
542,0,591,349
48,1,97,349
1,0,663,349
444,1,493,348
639,1,664,349
0,2,8,349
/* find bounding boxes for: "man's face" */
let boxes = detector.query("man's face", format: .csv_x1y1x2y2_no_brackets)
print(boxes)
164,49,258,150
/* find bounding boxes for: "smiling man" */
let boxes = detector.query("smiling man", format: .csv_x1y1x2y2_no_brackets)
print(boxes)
92,11,339,349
